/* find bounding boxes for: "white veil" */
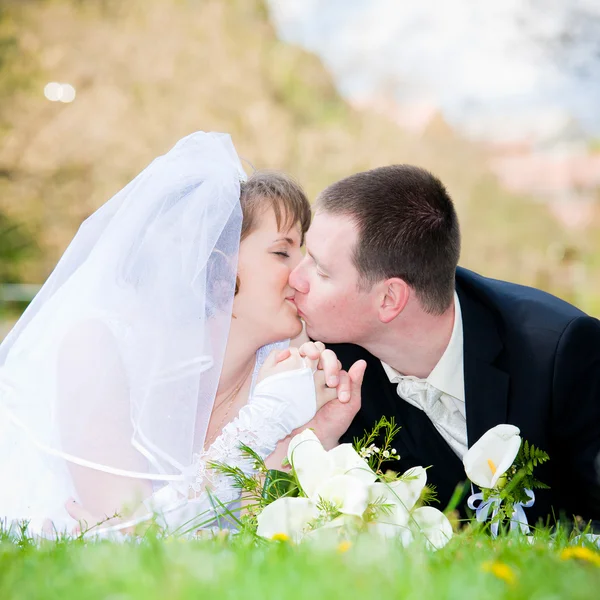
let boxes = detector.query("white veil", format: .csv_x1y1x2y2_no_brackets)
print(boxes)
0,132,245,506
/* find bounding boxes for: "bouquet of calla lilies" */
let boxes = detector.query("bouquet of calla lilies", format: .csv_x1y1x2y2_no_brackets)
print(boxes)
210,420,549,546
256,428,453,548
211,418,453,549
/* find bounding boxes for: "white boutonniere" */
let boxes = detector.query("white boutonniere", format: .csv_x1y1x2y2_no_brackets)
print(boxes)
463,424,549,537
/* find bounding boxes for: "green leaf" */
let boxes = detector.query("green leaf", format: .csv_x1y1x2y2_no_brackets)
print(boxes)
261,469,298,503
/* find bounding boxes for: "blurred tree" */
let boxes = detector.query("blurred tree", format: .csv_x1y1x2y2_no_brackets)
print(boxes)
0,0,598,314
0,210,37,283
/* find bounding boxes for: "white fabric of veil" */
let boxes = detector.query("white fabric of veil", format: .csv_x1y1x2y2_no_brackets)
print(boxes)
0,132,246,498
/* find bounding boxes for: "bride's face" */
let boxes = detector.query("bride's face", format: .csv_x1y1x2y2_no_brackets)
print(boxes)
233,206,304,345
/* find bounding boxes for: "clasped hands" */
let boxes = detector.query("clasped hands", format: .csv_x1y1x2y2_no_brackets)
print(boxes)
262,341,367,454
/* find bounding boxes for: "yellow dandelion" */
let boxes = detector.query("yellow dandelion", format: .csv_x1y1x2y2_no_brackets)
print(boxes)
560,547,600,567
337,540,352,553
271,532,290,542
481,561,517,585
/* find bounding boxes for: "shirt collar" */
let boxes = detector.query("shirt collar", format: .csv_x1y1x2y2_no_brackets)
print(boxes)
381,292,465,402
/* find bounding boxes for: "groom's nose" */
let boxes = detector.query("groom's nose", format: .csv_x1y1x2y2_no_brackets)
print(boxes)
289,261,309,294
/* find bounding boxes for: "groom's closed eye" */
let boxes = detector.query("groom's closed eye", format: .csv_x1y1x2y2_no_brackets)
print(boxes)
306,250,330,277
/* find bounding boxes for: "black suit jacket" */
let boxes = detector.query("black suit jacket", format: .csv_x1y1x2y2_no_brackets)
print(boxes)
331,267,600,525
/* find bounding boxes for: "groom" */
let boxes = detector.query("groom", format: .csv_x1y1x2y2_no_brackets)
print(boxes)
289,164,600,526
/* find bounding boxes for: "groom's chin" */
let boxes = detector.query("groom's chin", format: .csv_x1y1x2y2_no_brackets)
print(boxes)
304,323,335,345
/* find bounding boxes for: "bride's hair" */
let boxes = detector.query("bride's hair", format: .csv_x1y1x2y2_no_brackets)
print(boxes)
239,171,311,244
232,171,311,296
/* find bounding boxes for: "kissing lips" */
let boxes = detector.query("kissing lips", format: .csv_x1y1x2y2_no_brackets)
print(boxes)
284,297,298,312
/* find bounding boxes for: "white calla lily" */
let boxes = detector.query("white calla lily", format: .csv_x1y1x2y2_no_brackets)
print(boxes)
314,474,371,517
367,467,427,535
320,514,363,531
256,497,319,543
327,444,378,485
287,429,333,498
288,429,377,502
408,506,453,550
463,424,522,489
393,466,428,511
368,482,412,528
368,520,412,542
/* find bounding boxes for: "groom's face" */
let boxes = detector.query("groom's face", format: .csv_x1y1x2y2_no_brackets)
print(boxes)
289,211,375,344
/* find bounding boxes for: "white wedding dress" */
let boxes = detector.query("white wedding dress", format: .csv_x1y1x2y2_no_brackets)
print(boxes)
0,341,316,538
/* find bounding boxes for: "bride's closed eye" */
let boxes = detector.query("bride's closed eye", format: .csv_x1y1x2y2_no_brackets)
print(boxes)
273,251,290,258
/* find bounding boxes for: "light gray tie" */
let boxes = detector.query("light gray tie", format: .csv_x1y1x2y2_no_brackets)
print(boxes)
394,376,467,458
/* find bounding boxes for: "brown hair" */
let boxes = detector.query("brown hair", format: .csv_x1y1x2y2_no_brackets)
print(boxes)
235,170,311,295
316,165,460,314
239,170,311,243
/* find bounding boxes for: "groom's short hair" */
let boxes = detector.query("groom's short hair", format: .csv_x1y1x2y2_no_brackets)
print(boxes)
316,165,460,315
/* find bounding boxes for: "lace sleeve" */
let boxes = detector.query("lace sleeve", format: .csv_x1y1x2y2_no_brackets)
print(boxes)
195,367,317,491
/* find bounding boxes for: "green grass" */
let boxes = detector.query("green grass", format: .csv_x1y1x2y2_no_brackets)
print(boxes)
1,528,599,599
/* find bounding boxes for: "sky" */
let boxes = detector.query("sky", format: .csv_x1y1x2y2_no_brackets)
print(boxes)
267,0,600,143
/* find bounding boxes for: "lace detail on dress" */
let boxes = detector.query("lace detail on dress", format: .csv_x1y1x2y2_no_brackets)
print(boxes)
194,393,295,496
187,341,292,499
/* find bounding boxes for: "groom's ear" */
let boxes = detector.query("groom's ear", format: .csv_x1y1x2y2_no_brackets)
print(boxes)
377,278,409,324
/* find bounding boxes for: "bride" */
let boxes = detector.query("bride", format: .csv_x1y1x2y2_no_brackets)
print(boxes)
0,132,345,537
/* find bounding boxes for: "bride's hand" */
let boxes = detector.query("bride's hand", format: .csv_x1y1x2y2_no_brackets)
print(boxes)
64,497,135,536
257,347,304,381
297,341,352,403
258,346,338,410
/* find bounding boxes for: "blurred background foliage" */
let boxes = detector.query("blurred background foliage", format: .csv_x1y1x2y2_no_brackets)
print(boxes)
1,0,599,332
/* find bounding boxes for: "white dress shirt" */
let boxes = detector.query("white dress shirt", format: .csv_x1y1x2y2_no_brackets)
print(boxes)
381,292,468,458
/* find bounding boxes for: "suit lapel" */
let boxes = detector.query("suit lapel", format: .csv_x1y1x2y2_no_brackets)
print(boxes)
457,282,510,447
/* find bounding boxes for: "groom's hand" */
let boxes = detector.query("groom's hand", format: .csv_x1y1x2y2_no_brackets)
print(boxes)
305,359,366,449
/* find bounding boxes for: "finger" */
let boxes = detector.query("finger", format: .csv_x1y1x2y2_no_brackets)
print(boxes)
274,346,305,371
321,385,338,405
64,497,80,519
303,354,319,373
274,348,291,364
64,497,95,527
337,370,351,403
42,519,56,538
312,369,338,409
297,341,322,360
262,348,291,371
318,349,342,387
348,360,367,404
298,342,325,372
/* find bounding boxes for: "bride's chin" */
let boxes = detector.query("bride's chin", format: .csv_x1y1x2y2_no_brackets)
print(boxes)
281,316,303,340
